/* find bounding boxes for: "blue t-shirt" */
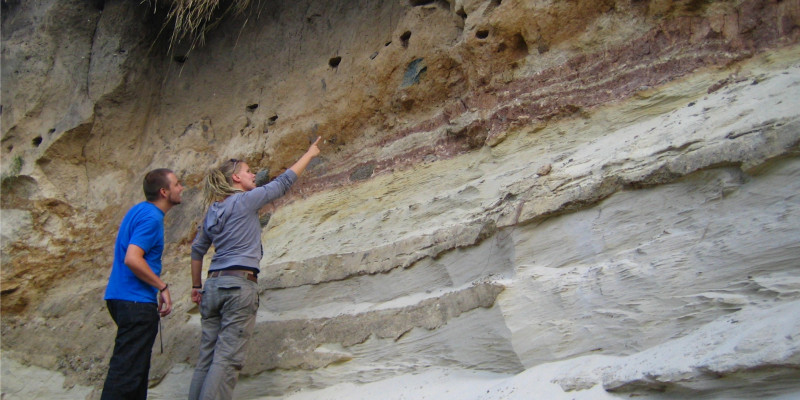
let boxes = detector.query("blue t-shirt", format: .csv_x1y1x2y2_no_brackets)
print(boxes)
104,201,165,303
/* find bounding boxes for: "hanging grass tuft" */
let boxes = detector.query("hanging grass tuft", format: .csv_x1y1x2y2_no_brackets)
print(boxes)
148,0,256,53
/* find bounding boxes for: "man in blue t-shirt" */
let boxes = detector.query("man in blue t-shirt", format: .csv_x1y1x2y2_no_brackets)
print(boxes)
101,168,183,400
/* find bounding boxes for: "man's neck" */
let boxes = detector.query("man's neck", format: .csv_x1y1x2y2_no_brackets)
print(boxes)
150,199,172,214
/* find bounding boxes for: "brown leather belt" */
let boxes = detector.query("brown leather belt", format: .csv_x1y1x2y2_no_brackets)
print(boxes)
207,269,257,283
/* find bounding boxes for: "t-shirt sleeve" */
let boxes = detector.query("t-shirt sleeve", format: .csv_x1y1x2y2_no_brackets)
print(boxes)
129,216,161,253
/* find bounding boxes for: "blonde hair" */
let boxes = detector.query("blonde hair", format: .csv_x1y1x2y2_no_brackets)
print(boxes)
203,159,243,205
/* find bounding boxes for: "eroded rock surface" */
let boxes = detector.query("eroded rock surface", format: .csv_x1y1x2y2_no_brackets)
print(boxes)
2,0,799,398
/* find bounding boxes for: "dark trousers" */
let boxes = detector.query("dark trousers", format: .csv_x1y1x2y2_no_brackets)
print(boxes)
101,300,159,400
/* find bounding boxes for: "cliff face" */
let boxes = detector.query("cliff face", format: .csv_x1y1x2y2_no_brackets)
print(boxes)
2,0,800,398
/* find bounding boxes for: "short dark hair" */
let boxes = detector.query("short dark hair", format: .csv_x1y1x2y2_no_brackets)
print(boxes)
143,168,174,201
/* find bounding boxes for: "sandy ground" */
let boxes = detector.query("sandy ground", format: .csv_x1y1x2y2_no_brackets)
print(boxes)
4,355,799,400
4,299,799,399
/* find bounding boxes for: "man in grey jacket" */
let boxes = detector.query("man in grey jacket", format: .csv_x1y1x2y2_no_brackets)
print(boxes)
188,137,321,400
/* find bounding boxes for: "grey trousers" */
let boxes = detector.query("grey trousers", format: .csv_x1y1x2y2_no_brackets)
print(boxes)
188,275,259,400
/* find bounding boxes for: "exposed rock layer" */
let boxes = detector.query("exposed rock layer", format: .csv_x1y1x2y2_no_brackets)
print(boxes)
1,0,799,398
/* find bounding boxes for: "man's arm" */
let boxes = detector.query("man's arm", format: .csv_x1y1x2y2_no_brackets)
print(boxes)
125,244,172,316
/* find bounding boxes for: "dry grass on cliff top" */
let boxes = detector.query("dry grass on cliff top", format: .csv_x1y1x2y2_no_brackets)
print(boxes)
157,0,255,50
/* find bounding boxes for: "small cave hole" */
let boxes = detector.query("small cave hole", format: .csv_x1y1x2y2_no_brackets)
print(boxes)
329,56,342,68
511,33,530,57
7,145,13,152
306,13,321,24
174,55,187,63
268,115,278,125
32,136,42,147
247,104,259,111
409,0,435,6
685,0,711,12
498,33,529,58
457,9,467,19
385,41,392,47
400,31,412,48
48,128,56,134
476,29,489,39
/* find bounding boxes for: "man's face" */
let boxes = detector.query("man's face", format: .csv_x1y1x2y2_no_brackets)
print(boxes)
164,172,184,205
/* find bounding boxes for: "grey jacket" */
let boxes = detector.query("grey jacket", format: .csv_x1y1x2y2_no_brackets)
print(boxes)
191,170,297,272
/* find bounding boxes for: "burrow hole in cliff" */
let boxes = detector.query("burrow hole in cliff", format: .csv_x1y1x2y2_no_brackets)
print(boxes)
685,0,714,12
401,31,412,48
329,56,342,68
268,115,278,125
32,136,42,147
247,104,259,111
496,33,530,59
476,29,489,39
409,0,451,9
174,55,187,63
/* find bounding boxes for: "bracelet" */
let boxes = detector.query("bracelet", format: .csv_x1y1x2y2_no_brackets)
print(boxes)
192,285,202,289
160,283,169,292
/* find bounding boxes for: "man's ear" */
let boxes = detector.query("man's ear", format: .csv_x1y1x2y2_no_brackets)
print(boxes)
159,187,169,199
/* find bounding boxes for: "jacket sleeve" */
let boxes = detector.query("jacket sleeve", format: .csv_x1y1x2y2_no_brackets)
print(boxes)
240,170,298,211
191,223,212,261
